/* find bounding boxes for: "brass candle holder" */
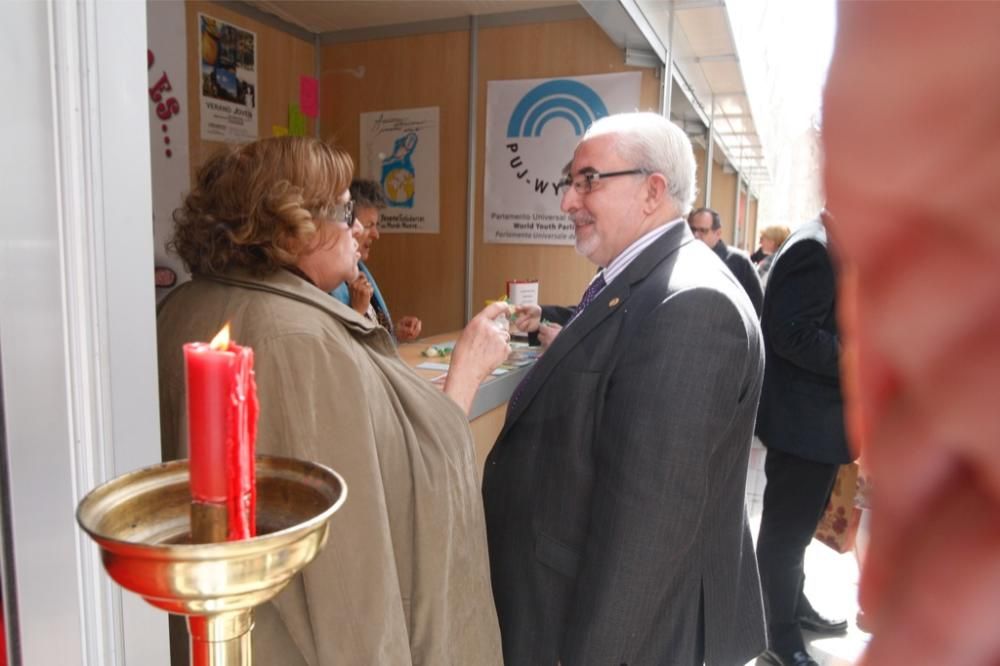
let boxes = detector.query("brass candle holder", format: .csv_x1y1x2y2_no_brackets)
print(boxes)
76,455,347,666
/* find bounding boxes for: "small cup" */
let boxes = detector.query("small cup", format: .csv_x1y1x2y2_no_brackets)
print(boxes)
492,304,513,333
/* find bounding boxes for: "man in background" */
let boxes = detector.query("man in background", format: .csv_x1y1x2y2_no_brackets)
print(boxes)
754,212,853,666
485,112,766,666
689,206,763,315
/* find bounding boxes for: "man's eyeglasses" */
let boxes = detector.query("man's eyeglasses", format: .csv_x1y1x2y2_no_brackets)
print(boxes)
560,169,649,195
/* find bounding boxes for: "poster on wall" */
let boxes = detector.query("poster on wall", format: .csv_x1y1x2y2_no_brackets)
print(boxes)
199,13,258,142
360,107,440,234
483,72,641,245
148,0,191,297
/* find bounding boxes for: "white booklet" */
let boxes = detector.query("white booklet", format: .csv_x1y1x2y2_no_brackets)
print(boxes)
506,280,539,337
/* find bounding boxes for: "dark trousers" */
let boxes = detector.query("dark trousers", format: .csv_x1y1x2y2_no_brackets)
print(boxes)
755,447,839,654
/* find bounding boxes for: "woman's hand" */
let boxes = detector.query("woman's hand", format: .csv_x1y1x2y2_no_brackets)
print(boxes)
348,274,373,315
445,301,512,414
538,322,562,348
395,316,422,342
512,304,542,334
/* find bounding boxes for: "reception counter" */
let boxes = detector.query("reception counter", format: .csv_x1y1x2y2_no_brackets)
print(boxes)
397,331,535,473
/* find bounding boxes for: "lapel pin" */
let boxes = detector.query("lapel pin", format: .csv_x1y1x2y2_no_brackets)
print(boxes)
608,297,620,308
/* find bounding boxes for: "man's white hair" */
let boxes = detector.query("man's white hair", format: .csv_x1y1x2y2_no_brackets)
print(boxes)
582,112,698,215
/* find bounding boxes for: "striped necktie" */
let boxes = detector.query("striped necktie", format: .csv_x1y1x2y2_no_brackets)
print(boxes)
566,271,606,325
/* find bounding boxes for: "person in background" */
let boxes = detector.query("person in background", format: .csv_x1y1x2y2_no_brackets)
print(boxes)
689,206,763,315
755,224,792,282
157,136,507,666
486,112,766,666
754,212,853,666
823,3,1000,665
331,179,422,342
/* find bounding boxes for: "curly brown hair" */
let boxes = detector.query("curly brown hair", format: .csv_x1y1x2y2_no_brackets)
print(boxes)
170,136,354,276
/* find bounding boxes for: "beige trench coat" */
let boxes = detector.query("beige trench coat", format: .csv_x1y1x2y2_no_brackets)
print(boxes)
157,269,502,666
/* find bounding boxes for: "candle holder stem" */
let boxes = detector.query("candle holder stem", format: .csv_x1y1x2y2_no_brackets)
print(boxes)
76,456,346,666
188,611,252,666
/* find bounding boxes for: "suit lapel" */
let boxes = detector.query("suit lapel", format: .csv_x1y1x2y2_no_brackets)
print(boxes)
500,222,693,437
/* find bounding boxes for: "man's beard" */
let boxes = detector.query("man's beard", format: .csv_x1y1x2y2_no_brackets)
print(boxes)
573,212,600,261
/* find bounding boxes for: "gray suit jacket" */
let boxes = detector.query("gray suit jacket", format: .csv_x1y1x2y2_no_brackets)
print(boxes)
483,222,766,666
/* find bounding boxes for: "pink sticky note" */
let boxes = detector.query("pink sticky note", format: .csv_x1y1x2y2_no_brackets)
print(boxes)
299,76,318,118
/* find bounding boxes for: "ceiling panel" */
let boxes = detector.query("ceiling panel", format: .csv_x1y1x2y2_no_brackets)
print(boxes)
636,0,770,188
674,6,732,56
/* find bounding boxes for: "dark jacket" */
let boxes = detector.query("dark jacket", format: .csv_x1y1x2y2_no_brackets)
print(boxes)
755,218,852,464
713,239,763,315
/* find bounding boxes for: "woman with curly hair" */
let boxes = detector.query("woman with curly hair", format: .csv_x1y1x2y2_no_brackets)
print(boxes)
157,136,507,665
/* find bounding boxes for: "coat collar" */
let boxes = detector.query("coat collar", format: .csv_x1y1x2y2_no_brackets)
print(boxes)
712,238,729,261
500,222,696,434
200,268,381,336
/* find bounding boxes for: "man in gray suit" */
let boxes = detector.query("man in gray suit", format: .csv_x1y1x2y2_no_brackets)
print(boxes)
484,112,766,666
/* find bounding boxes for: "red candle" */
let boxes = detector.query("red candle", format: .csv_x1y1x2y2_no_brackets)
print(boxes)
184,324,258,540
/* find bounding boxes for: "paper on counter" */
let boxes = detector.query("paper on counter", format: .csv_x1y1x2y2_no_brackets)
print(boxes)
417,361,451,371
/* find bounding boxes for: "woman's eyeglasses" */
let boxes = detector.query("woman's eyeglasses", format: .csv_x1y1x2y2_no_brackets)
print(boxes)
332,200,355,226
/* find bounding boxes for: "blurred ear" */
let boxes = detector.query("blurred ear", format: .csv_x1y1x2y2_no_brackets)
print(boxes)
642,172,669,214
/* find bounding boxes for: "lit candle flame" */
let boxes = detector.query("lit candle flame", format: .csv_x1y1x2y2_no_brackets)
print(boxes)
209,323,231,351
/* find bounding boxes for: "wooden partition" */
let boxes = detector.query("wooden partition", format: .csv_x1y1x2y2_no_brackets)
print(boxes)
320,31,471,335
185,1,316,172
709,156,737,244
318,17,660,334
472,19,661,310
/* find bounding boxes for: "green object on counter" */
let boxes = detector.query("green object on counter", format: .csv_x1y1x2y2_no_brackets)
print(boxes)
421,342,455,358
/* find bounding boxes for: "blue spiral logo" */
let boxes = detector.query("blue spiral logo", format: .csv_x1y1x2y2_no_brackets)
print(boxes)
506,80,609,139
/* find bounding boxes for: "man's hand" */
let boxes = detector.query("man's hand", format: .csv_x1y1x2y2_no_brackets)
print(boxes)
348,274,373,315
395,315,422,342
538,322,562,348
512,304,542,334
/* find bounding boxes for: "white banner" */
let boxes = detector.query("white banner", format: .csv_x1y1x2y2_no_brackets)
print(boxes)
148,0,191,296
199,13,258,142
360,107,440,234
484,72,641,245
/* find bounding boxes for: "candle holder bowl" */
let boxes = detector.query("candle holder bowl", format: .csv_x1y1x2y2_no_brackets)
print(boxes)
76,455,347,665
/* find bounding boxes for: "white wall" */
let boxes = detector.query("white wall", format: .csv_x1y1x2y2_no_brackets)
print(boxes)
0,1,167,664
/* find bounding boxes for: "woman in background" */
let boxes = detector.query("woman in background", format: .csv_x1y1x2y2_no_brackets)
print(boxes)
756,224,791,282
157,136,506,665
331,178,423,342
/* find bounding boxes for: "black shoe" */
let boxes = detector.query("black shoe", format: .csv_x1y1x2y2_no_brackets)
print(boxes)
760,648,819,666
797,605,849,634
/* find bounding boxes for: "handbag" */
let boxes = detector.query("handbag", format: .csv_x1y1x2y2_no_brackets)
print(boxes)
814,461,862,553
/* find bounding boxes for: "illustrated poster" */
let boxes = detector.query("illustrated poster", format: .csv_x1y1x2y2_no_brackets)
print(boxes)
360,107,440,233
484,72,641,245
